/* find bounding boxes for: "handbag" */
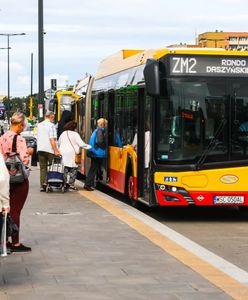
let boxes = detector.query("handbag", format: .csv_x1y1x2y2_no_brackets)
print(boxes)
67,131,81,164
75,153,81,164
5,135,28,184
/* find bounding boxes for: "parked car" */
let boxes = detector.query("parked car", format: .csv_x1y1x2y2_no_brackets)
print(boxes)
21,125,38,166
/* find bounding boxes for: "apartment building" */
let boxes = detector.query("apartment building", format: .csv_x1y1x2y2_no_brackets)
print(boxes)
198,31,248,50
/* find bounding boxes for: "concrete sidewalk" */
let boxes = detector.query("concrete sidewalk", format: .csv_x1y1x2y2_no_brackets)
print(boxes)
0,167,232,300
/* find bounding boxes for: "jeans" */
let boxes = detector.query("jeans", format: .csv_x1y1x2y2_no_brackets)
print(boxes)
85,157,103,187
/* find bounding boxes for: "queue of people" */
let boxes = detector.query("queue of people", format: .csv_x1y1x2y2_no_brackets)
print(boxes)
0,108,152,257
0,110,108,254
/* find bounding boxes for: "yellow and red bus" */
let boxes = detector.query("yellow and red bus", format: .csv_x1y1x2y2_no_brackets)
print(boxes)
78,48,248,210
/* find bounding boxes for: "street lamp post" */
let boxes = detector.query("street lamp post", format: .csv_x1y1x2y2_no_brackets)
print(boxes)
38,0,45,121
0,47,11,120
0,33,26,123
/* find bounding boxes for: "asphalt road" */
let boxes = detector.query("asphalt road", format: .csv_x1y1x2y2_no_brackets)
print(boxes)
98,184,248,273
142,205,248,272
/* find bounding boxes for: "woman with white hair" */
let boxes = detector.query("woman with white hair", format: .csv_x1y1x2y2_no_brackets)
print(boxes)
0,112,33,252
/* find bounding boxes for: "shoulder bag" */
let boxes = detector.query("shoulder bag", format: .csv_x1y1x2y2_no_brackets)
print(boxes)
67,131,81,164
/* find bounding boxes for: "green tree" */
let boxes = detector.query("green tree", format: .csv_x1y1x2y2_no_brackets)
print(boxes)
3,94,39,119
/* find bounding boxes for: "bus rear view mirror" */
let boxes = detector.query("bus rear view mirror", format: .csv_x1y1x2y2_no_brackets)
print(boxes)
144,59,160,96
49,98,57,112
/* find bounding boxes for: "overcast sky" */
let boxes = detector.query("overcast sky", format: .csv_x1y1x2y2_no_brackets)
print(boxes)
0,0,247,97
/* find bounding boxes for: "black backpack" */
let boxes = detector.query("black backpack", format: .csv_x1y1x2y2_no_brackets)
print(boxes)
5,135,28,184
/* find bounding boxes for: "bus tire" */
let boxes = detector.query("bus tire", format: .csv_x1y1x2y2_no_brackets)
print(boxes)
126,172,139,208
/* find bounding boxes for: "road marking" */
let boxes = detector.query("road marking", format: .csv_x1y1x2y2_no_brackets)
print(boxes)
80,189,248,300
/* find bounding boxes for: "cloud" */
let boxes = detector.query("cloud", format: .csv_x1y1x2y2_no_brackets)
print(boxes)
44,73,69,90
1,0,248,97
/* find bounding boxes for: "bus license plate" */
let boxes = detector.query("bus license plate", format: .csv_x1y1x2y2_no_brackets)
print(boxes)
213,196,244,204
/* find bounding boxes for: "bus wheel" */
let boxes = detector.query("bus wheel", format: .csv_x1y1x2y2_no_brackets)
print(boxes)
127,175,134,200
127,175,138,207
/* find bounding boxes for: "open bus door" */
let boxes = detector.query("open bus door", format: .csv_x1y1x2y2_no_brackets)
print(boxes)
137,89,152,204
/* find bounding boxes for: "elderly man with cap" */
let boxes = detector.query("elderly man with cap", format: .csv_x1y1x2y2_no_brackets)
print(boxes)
37,111,60,192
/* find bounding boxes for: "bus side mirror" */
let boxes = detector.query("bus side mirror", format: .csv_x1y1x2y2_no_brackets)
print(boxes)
144,59,160,96
49,98,57,112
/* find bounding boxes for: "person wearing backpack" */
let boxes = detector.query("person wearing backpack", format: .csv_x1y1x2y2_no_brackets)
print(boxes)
0,112,33,252
84,118,107,191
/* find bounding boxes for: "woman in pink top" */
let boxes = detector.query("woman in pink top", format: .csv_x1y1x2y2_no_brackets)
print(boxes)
0,112,33,252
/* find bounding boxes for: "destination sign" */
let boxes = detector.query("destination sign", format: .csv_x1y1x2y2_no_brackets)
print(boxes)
169,56,248,77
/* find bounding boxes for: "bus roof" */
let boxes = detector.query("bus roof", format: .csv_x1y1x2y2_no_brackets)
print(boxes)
95,48,248,80
73,76,91,93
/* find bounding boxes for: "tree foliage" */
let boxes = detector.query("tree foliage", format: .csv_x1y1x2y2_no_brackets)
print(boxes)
3,94,39,118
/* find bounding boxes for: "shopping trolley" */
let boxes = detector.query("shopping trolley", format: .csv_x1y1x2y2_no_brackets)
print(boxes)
46,156,66,193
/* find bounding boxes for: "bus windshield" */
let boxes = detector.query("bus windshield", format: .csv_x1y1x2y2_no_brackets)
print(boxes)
156,77,248,165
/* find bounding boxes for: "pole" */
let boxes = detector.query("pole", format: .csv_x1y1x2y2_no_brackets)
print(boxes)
0,33,26,123
29,53,33,120
0,47,11,121
38,0,44,121
7,35,10,123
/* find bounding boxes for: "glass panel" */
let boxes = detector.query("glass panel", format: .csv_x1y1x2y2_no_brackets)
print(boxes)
156,77,248,165
231,84,248,159
115,90,138,146
60,94,76,113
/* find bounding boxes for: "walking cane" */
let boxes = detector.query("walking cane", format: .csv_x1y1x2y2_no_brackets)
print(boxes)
1,212,8,257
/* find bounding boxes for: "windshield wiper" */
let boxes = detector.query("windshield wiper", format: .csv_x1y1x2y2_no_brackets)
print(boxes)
194,118,227,170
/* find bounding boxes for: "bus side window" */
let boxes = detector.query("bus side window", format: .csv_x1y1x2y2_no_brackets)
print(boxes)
115,128,122,147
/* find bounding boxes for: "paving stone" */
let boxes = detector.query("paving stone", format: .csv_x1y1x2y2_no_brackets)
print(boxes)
0,168,233,299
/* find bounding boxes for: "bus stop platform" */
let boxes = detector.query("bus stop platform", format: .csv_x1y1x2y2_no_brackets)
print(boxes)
1,166,248,300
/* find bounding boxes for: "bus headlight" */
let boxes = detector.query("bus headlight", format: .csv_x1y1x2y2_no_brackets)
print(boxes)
171,186,177,192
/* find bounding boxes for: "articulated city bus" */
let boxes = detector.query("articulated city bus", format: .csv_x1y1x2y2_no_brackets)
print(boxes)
77,48,248,210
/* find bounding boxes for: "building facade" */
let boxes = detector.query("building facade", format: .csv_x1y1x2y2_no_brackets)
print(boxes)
198,31,248,50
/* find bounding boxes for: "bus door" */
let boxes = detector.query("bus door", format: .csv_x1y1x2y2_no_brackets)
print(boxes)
97,92,109,184
137,89,152,203
106,91,115,182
